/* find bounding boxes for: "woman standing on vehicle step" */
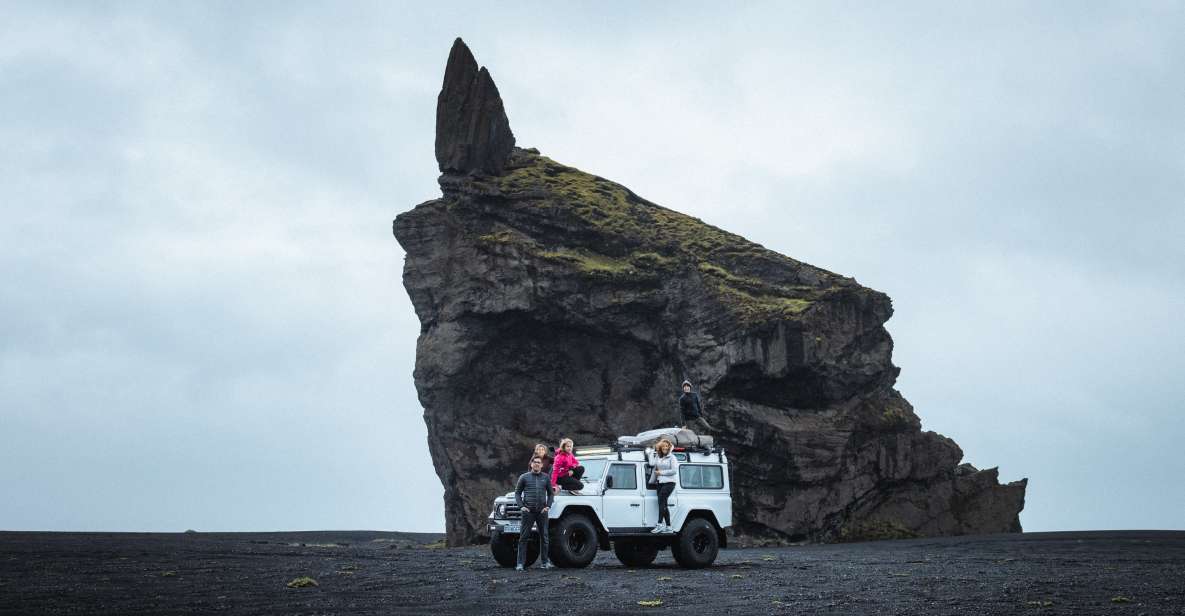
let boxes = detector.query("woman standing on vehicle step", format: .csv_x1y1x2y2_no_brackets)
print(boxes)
650,438,679,534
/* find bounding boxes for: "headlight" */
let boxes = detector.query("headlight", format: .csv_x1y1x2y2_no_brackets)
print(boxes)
495,503,506,518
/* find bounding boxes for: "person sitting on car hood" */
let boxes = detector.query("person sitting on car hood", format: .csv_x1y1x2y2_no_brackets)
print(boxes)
551,438,585,495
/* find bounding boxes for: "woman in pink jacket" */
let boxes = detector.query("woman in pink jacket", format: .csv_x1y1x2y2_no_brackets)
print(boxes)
551,438,585,495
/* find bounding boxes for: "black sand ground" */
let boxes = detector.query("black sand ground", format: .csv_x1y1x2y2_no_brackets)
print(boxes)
2,530,1183,615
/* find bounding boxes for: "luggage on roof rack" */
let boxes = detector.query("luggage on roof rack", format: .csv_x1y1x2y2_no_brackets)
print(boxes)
574,429,718,458
617,427,714,449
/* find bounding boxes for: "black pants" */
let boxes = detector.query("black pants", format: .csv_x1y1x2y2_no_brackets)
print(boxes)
555,465,585,491
517,507,550,566
657,482,676,526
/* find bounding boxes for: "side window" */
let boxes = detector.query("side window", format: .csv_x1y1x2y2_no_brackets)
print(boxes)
608,464,638,490
679,464,724,489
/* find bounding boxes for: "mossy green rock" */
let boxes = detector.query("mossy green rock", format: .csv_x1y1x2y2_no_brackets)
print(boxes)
393,39,1026,546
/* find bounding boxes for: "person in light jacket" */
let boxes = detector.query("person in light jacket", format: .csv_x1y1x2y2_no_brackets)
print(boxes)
649,438,679,534
514,456,554,570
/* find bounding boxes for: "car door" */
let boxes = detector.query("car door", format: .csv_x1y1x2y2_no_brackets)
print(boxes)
643,460,659,526
642,452,687,526
601,462,645,531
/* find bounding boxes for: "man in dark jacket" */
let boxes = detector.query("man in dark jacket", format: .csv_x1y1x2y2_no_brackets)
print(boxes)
514,456,554,570
679,380,713,433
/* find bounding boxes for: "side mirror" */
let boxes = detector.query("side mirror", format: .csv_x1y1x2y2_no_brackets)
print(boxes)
602,475,614,495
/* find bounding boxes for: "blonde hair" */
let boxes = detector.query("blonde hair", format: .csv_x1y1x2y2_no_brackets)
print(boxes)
533,443,548,456
558,438,574,452
655,438,674,456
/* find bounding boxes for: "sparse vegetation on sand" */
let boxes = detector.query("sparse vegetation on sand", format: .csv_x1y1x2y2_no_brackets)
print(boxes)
285,576,318,588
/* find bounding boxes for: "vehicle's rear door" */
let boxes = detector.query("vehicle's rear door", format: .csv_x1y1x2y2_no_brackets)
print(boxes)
643,452,688,525
601,463,645,531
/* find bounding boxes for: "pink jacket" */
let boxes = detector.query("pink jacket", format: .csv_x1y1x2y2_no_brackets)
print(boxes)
551,451,580,486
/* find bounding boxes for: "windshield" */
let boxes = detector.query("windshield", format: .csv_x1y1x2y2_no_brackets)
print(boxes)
580,459,608,481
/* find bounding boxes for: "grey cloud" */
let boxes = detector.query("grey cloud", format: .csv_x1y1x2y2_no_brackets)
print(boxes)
2,2,1182,533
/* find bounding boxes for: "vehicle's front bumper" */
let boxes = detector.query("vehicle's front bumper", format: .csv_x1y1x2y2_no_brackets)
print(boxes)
488,519,522,538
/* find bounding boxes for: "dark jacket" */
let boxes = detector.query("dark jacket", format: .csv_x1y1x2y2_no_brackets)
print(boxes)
679,391,703,420
515,471,554,510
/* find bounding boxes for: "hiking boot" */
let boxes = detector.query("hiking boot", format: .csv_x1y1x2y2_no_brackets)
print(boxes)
515,564,524,571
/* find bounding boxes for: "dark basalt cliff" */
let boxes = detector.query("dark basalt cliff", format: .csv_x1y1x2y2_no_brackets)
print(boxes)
394,38,1026,546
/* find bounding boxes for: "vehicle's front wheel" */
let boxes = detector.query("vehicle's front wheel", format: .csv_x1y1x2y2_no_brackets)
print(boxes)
490,533,538,568
671,518,719,568
549,513,599,568
613,539,659,567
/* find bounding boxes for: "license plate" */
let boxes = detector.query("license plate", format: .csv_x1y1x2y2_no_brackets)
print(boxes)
501,522,521,533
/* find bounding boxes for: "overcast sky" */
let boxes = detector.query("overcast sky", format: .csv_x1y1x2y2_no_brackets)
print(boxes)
2,2,1182,534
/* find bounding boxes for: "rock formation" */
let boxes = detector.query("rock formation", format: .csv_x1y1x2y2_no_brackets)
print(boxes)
434,38,515,176
394,38,1027,546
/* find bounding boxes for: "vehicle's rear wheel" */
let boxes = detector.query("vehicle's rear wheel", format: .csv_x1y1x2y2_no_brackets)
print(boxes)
549,513,598,568
490,533,538,568
671,517,719,569
613,539,659,567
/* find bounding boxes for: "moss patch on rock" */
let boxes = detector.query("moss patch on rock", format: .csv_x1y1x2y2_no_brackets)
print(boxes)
473,150,835,321
539,248,637,276
882,407,911,428
494,152,766,259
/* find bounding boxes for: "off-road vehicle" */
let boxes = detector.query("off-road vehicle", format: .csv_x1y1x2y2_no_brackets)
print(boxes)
487,439,731,569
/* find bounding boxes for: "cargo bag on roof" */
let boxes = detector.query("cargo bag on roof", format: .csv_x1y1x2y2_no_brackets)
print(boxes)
617,427,714,449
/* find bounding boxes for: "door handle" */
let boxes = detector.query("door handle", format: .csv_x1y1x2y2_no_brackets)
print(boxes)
630,503,640,507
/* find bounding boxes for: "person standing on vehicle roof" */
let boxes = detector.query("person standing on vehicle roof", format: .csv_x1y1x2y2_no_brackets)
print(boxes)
679,379,713,433
515,456,554,571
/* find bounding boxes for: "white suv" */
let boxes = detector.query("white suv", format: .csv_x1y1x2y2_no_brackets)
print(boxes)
487,444,731,569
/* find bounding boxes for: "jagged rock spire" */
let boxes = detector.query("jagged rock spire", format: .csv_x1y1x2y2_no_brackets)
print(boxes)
435,38,516,176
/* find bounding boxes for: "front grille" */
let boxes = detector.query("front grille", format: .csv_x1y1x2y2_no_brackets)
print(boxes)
501,504,522,519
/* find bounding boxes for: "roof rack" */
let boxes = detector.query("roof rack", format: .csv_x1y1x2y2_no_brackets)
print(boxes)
625,441,720,453
575,443,727,463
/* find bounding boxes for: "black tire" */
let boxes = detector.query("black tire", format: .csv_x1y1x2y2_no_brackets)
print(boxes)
490,533,538,568
549,513,599,568
671,517,719,569
613,539,660,567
